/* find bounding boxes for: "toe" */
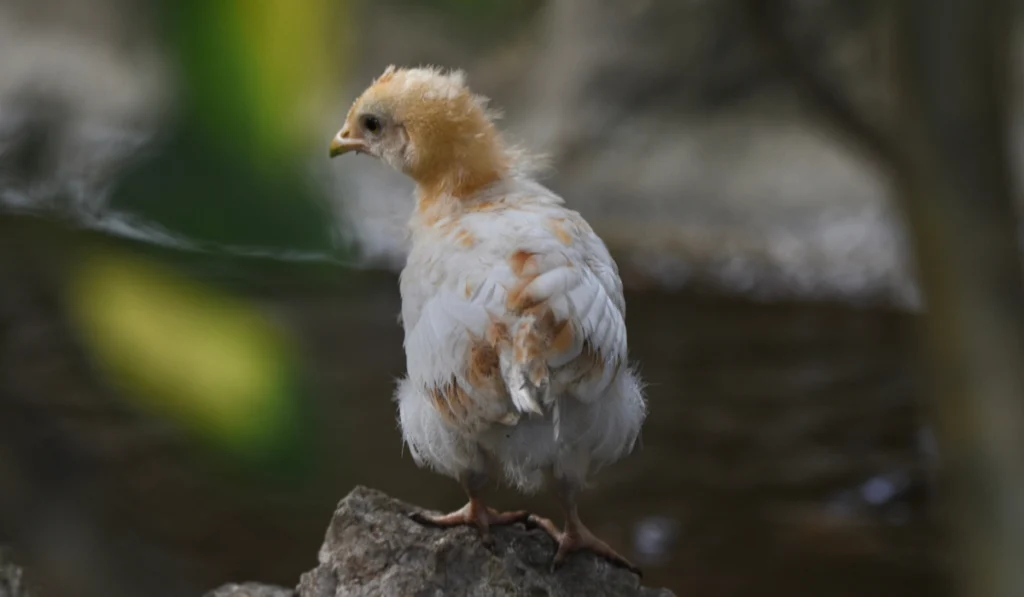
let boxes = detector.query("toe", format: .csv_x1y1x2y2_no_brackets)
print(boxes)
554,529,643,577
551,543,570,572
411,503,536,550
409,503,472,528
485,508,531,526
526,514,563,542
601,551,642,578
582,538,640,575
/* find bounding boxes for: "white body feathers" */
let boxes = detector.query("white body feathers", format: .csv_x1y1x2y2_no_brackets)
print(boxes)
395,176,647,493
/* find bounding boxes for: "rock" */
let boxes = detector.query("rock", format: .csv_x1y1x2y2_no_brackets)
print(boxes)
296,486,675,597
202,486,677,597
0,549,30,597
202,486,676,597
204,583,294,597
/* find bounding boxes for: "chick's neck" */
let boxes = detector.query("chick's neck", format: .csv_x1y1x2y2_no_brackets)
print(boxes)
411,129,511,220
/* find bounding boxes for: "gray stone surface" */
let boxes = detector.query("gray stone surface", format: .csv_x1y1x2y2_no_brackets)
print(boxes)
204,486,676,597
202,487,675,593
295,486,675,597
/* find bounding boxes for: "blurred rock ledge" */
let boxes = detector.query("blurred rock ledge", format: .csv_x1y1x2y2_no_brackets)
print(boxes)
210,486,675,597
3,488,676,597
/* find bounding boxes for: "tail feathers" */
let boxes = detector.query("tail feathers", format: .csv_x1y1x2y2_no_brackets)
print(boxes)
494,312,564,441
552,399,562,441
498,348,564,441
499,348,547,416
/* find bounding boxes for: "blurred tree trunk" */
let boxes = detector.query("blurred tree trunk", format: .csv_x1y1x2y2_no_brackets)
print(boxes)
890,2,1024,596
747,1,1024,596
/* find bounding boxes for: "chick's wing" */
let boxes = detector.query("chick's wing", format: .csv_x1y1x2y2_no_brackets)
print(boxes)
401,202,628,433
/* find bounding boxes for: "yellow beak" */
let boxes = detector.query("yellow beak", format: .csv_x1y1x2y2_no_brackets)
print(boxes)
329,126,368,157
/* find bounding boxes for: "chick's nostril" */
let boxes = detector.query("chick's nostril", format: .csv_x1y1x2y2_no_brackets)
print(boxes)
340,129,350,139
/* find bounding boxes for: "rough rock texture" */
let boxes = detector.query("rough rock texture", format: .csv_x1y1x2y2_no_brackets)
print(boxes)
293,486,676,597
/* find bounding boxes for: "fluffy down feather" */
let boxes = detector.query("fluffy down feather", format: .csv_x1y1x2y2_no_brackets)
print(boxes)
330,64,646,496
396,176,646,492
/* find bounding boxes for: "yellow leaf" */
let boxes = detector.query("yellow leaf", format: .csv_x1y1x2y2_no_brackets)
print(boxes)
66,249,299,454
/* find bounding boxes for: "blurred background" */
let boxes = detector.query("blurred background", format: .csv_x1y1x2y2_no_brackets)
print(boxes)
3,0,1011,595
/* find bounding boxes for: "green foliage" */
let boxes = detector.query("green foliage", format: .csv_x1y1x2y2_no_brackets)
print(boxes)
164,0,340,166
81,0,354,481
107,0,348,252
109,126,338,253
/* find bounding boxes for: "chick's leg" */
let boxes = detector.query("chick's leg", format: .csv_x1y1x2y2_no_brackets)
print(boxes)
411,471,529,546
529,479,641,576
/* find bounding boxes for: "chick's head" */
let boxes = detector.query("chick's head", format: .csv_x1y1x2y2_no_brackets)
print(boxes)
329,65,510,196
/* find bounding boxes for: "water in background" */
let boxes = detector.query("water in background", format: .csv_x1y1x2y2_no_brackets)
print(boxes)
0,1,948,596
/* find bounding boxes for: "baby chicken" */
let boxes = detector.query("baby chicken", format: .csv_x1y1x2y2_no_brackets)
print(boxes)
329,65,647,574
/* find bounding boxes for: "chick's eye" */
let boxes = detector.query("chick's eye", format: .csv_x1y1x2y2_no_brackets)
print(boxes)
361,115,382,134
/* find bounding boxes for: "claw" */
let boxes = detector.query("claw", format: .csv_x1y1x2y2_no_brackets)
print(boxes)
411,500,529,545
528,514,642,577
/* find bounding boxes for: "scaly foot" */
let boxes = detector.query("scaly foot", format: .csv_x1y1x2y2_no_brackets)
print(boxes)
411,499,530,546
528,514,642,577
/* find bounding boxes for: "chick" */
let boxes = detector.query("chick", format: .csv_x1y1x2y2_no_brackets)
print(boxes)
329,65,647,574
